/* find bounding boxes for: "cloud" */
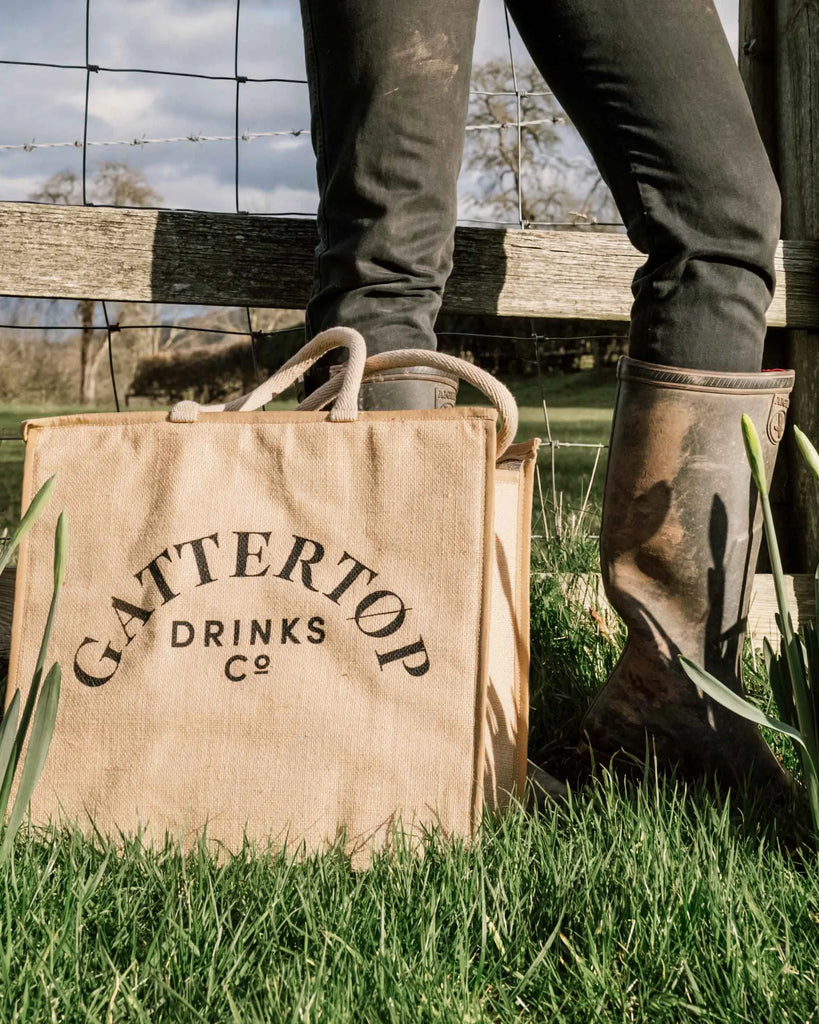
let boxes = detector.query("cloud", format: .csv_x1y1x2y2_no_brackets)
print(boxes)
79,81,164,133
152,164,317,213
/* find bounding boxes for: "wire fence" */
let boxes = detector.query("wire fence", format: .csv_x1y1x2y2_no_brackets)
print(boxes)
0,0,625,536
0,0,620,224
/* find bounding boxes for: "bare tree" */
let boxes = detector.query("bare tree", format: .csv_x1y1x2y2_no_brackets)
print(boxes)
30,162,161,404
464,60,618,228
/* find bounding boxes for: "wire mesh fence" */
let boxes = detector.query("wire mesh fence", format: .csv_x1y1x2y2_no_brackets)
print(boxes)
0,0,629,535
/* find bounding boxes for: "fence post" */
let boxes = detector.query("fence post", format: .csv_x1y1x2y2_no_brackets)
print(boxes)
740,0,819,569
775,1,819,569
738,0,777,166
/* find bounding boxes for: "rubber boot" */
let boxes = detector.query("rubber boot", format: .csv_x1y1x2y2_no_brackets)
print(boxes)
581,357,795,788
328,364,458,411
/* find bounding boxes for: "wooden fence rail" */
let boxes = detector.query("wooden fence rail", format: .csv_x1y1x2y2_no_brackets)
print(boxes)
1,202,818,328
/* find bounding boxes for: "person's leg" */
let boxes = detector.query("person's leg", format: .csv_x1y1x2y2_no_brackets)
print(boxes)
298,0,480,407
505,0,779,373
505,0,791,785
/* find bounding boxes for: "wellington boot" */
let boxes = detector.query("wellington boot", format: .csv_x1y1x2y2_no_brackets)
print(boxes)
582,357,795,789
327,363,458,410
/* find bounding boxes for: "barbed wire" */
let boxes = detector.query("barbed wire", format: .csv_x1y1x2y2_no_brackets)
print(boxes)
0,307,626,351
471,89,554,98
0,308,613,533
0,316,625,374
467,116,566,132
0,118,566,155
0,131,309,152
457,216,622,228
0,312,621,396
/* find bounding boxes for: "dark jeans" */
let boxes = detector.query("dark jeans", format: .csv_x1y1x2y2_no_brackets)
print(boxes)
299,0,779,375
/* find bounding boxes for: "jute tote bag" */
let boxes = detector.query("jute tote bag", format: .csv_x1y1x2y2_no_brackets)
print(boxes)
6,328,538,859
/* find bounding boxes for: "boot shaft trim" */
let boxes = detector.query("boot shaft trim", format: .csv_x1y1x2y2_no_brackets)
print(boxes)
618,357,794,394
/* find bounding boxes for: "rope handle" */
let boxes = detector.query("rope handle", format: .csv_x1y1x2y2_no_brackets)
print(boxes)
168,329,519,458
169,326,367,423
298,349,519,457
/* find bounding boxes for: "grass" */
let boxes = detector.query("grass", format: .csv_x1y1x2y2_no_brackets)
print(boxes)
3,371,819,1021
2,778,818,1022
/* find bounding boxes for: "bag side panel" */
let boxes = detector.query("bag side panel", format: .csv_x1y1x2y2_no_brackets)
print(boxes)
483,443,537,810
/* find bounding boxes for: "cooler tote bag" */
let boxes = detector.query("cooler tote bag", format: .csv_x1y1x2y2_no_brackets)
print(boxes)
5,327,538,858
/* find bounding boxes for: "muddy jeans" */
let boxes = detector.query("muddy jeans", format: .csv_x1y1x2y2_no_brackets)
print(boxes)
298,0,779,386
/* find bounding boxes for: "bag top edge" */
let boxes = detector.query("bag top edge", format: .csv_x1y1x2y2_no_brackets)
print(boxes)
22,406,501,437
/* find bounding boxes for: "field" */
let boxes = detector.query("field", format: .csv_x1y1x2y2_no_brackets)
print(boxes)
3,371,819,1021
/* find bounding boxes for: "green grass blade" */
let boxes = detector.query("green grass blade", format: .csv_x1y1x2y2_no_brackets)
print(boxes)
808,630,819,763
807,622,819,671
0,678,34,819
741,414,768,496
679,655,806,747
764,637,796,727
0,476,56,578
682,655,819,834
512,912,564,997
814,563,819,636
0,663,61,862
794,425,819,486
799,621,819,721
682,653,819,836
15,511,68,764
0,690,21,812
51,509,68,593
785,632,818,758
798,635,811,689
34,509,68,683
752,434,813,757
2,510,68,825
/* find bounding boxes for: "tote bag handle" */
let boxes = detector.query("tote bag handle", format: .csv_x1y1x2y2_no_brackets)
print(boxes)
169,326,367,423
168,329,518,458
298,349,519,457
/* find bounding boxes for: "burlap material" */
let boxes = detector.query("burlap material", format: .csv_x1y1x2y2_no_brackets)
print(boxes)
5,330,536,858
483,440,537,809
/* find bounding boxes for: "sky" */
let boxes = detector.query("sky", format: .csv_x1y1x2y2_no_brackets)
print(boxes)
0,0,740,221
